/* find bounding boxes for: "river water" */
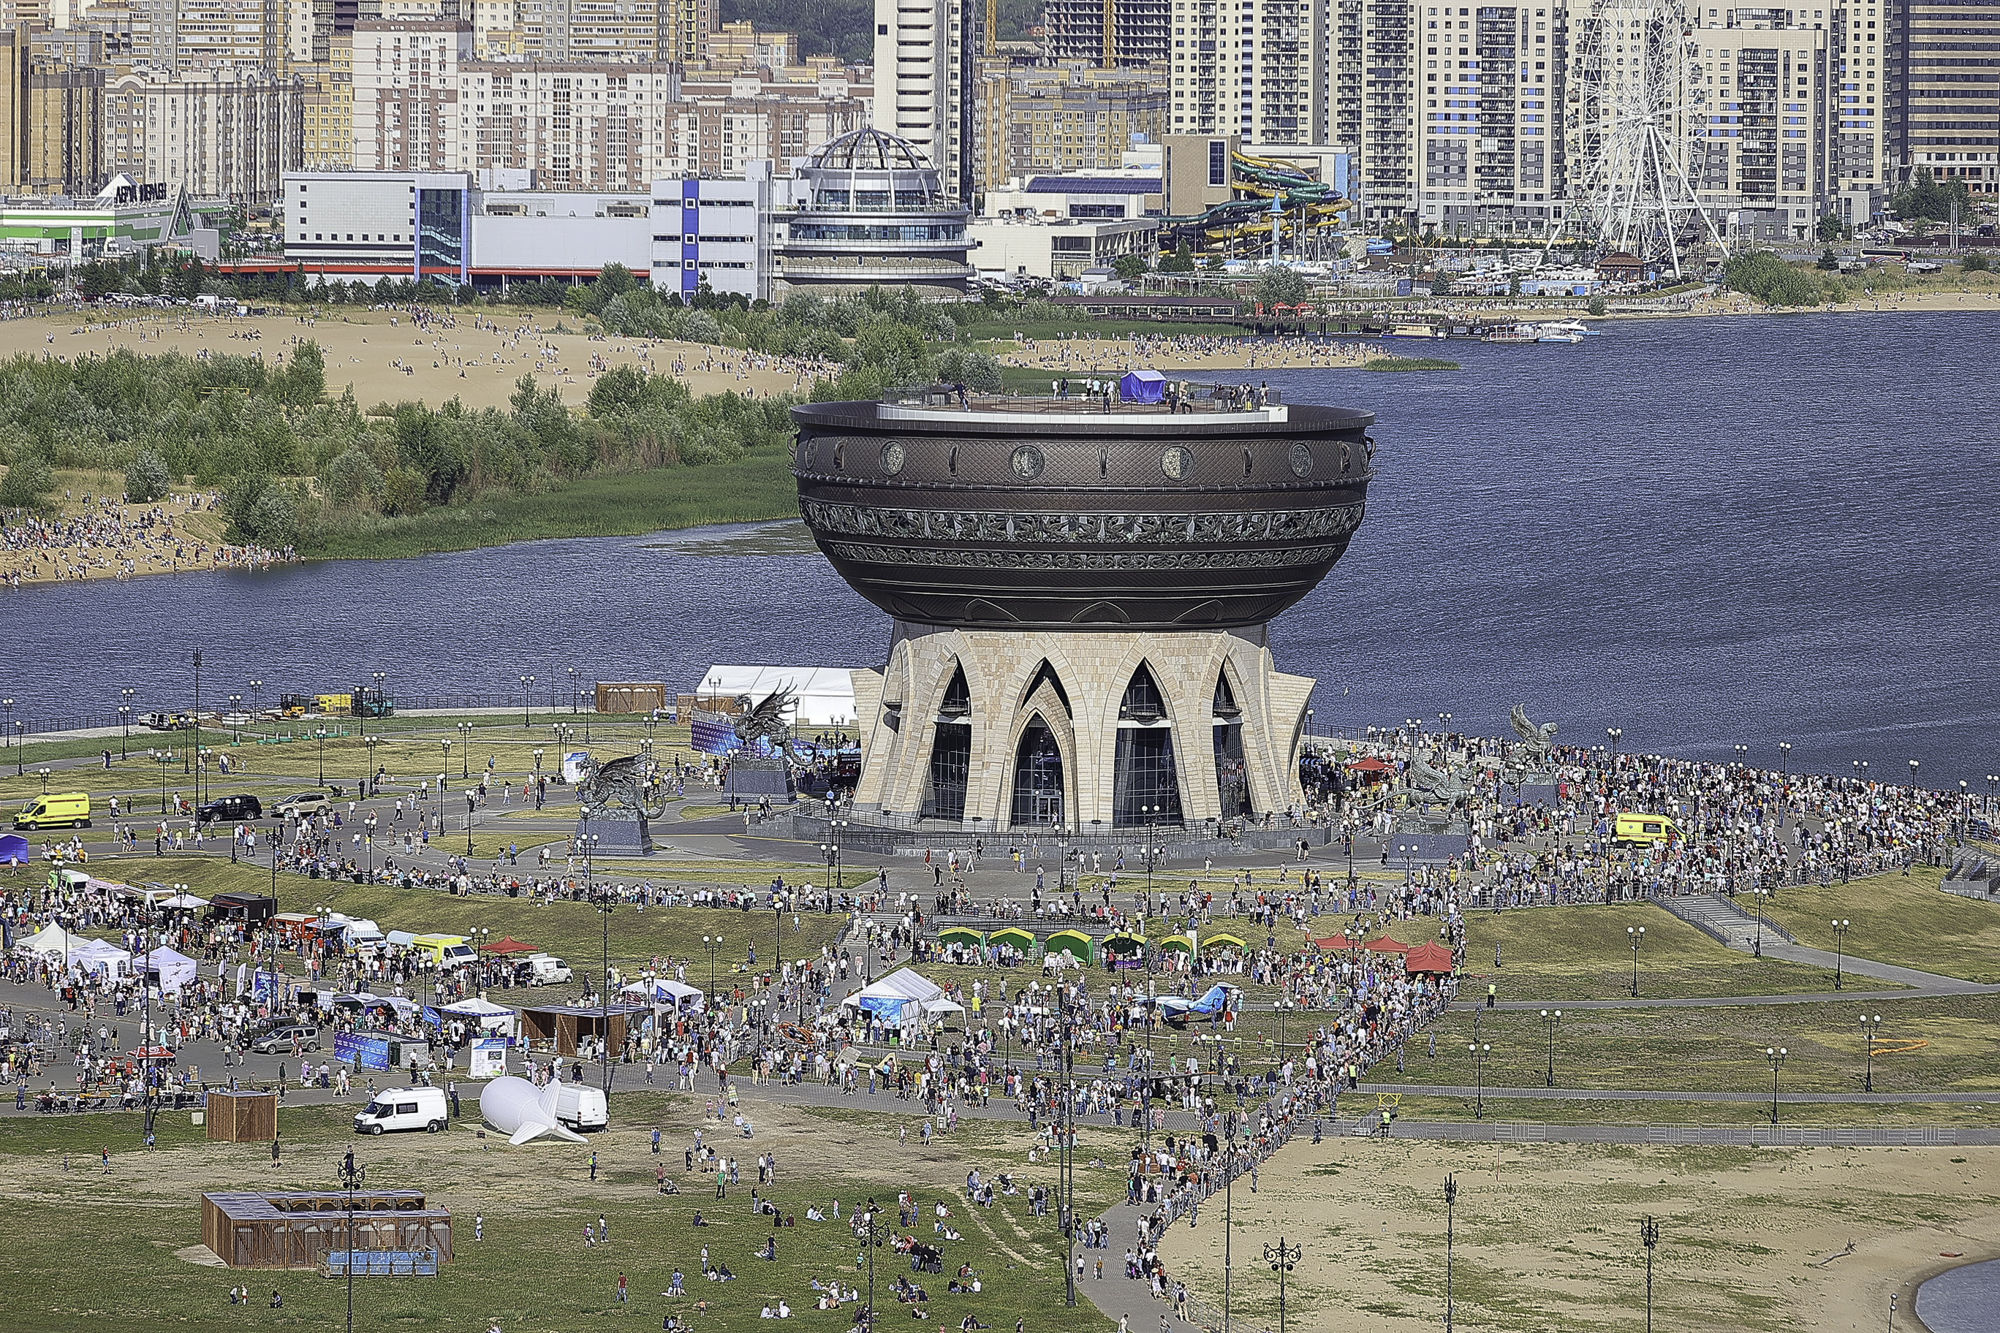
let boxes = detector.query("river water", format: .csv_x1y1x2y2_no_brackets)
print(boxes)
7,311,1998,785
1916,1257,2000,1333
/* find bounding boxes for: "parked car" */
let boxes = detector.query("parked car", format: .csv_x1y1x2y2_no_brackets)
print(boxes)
353,1086,449,1135
524,953,573,985
250,1023,321,1054
195,793,263,825
553,1084,608,1133
273,790,332,819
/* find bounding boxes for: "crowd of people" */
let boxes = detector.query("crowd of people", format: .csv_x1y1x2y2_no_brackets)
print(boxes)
0,491,292,585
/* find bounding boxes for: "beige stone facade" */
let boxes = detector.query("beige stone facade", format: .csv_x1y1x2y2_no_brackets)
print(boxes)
848,624,1310,834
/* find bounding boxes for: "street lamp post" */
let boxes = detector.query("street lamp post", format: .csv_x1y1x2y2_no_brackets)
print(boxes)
314,727,327,787
1908,758,1919,790
1469,1043,1489,1120
1262,1236,1302,1333
191,648,203,807
1778,741,1792,777
1541,1008,1561,1086
520,675,535,728
1751,886,1770,957
1607,726,1622,761
465,790,476,855
702,934,724,1005
1831,919,1851,990
337,1149,366,1333
1627,925,1645,997
458,721,473,778
1640,1215,1661,1333
598,880,614,1108
1443,1173,1458,1333
1766,1046,1788,1125
227,695,242,743
1734,743,1748,769
1860,1013,1882,1092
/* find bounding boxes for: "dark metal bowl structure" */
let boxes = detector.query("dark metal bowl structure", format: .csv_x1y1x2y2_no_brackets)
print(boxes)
791,399,1375,630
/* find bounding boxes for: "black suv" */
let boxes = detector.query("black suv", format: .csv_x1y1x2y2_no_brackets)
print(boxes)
194,793,263,825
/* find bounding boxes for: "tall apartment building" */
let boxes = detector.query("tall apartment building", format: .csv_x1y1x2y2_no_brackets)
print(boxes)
1689,8,1831,241
1004,71,1168,176
1888,0,1998,194
104,67,303,199
1410,2,1566,234
352,20,863,187
1824,0,1885,218
177,0,283,69
1044,0,1171,66
872,0,978,200
0,28,27,190
28,59,101,194
1171,0,1327,141
301,27,351,165
1356,0,1416,222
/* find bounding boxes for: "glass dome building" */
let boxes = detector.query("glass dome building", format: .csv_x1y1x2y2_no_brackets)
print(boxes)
775,129,975,298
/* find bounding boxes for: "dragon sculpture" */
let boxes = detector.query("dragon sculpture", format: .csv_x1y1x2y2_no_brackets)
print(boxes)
576,754,668,823
1509,704,1558,762
1407,747,1473,807
732,686,798,750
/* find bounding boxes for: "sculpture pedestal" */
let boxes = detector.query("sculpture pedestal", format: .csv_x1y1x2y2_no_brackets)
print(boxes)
574,818,654,856
725,757,797,805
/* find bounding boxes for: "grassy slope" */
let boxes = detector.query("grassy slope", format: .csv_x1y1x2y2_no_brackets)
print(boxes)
1758,868,2000,984
303,445,798,561
0,1096,1122,1333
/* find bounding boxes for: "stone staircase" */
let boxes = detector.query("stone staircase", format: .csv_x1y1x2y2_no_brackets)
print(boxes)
1653,892,1796,953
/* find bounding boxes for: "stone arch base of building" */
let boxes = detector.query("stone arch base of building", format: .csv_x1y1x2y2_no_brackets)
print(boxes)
845,621,1312,835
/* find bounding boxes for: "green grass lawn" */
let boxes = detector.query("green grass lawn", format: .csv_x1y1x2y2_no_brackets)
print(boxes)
1368,993,2000,1098
1454,903,1862,1001
0,1093,1121,1333
1757,867,2000,983
1374,1094,2000,1127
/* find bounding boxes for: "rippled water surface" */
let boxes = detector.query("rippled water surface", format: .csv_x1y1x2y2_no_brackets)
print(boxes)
11,312,1999,783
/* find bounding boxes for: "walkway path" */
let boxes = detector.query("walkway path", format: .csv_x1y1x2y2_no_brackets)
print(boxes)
1357,1082,2000,1104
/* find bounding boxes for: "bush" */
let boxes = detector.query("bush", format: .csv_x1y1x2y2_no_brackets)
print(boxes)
320,446,385,506
124,448,173,503
1586,295,1608,316
1723,251,1825,307
1962,253,1991,273
0,453,53,509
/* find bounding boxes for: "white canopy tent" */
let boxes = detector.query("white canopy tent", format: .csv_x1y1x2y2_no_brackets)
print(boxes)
620,978,706,1016
439,996,520,1037
138,946,198,993
69,939,131,978
695,665,857,728
16,923,93,963
843,967,952,1026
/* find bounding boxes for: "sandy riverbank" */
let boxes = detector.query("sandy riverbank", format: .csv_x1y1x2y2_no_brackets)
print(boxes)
1153,1135,2000,1332
0,306,805,410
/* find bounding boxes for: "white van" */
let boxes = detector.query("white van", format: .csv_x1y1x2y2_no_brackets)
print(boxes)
554,1083,609,1133
353,1086,450,1135
524,954,573,986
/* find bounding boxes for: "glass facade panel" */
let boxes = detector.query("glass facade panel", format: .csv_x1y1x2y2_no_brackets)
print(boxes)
417,187,464,279
1010,718,1066,827
922,722,971,821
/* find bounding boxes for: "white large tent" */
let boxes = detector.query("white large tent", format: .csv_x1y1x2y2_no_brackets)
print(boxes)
439,996,520,1037
69,939,131,978
842,967,950,1026
695,665,857,728
138,946,198,993
620,978,706,1016
16,923,94,964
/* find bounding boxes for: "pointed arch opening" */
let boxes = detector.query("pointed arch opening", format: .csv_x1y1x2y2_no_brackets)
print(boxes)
921,662,971,821
1020,659,1071,715
1212,667,1251,820
1113,661,1183,828
1010,715,1066,828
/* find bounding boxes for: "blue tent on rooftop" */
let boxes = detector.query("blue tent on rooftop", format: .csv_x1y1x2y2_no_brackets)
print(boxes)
1120,369,1167,403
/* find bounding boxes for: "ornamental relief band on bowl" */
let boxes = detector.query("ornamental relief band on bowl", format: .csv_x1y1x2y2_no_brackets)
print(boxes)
823,544,1348,571
799,499,1365,544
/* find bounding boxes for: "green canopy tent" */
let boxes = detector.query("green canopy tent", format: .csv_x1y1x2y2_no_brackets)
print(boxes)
938,926,986,948
988,927,1038,951
1044,929,1095,964
1200,932,1249,953
1158,934,1195,955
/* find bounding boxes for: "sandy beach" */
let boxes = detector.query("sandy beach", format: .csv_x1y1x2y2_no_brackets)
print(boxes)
1154,1135,2000,1332
0,306,807,411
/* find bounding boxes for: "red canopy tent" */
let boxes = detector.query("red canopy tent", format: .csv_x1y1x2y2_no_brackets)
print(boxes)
1346,757,1393,773
1403,941,1455,974
1363,936,1410,955
1311,935,1364,951
482,937,539,954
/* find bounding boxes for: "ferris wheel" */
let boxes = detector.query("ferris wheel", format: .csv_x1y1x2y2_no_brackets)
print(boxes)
1568,0,1726,277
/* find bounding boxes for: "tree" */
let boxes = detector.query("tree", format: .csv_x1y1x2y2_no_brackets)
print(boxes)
1817,247,1841,271
1508,274,1523,298
1586,295,1609,317
1722,250,1823,306
276,340,325,406
1817,213,1846,243
1254,266,1310,307
1430,272,1453,297
1112,253,1148,282
1157,240,1197,274
76,261,124,300
1890,167,1973,224
1962,253,1991,273
0,454,53,510
124,449,173,503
